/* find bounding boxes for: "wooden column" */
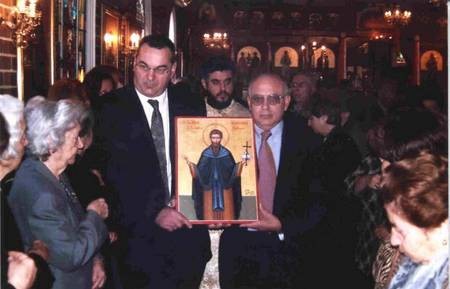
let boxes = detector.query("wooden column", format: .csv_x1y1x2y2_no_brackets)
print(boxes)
337,33,347,83
411,35,420,86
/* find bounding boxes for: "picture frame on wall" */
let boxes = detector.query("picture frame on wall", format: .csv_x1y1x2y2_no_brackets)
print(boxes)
101,6,120,67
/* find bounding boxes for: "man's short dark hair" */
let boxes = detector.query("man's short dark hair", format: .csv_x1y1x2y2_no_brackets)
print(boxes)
137,35,176,63
200,56,236,80
310,97,341,126
210,129,223,138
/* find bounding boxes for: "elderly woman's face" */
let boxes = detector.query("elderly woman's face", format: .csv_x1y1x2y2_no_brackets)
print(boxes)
385,203,436,263
55,124,82,166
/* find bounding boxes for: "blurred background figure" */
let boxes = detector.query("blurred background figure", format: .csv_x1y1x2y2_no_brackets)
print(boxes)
47,79,88,104
289,72,318,121
95,65,124,89
84,66,117,109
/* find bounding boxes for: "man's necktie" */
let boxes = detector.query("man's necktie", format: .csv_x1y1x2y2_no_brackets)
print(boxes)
257,130,276,213
148,99,170,200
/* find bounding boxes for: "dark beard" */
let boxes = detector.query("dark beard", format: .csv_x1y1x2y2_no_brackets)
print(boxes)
211,145,221,155
206,93,232,110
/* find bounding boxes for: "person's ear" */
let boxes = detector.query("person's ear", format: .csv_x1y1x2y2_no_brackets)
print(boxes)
319,115,328,124
170,62,177,78
201,79,207,90
283,95,291,111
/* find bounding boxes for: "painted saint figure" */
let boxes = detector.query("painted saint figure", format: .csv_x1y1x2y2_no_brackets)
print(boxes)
280,50,292,80
185,129,243,220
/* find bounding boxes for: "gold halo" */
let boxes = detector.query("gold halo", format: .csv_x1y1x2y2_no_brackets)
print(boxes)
202,123,230,146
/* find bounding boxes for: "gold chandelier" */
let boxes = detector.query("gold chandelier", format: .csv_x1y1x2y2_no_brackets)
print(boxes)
203,32,230,49
175,0,192,7
0,0,41,48
384,5,412,26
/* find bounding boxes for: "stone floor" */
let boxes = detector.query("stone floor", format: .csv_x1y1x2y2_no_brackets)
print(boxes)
199,229,223,289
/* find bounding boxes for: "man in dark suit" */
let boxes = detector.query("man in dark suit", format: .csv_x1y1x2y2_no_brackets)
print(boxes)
219,74,324,289
93,35,210,289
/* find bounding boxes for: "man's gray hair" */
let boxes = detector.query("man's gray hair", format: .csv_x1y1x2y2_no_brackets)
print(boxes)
0,94,24,161
291,72,318,93
25,97,86,161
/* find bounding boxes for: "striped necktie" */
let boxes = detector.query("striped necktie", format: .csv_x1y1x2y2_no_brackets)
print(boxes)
148,99,170,200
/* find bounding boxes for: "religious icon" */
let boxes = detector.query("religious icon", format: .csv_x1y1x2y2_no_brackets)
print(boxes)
176,117,259,224
420,50,443,72
426,53,438,72
280,50,292,80
274,47,299,68
198,1,217,24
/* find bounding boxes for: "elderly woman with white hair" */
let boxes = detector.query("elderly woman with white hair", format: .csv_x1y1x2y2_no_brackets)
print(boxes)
8,97,109,289
0,95,27,180
0,94,54,289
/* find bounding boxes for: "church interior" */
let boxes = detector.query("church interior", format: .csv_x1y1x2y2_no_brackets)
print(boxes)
0,1,448,289
0,0,446,102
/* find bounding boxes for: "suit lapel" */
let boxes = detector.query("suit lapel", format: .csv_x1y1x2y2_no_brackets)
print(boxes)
167,86,186,163
273,118,298,215
125,86,156,148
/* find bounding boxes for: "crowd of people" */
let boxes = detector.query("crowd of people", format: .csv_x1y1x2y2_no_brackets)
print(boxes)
1,34,447,289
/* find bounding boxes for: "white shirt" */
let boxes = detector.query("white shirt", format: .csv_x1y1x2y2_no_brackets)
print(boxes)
135,88,172,195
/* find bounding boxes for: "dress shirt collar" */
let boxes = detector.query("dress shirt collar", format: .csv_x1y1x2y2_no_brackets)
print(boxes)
255,120,284,139
135,88,168,109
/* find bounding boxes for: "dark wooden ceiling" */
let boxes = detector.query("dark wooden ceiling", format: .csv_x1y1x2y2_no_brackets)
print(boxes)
103,0,441,9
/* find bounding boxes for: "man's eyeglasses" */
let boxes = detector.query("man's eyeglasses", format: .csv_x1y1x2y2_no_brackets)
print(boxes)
135,62,170,75
250,94,284,106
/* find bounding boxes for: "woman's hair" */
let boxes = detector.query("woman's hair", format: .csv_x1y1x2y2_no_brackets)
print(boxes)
83,66,116,103
47,79,87,102
368,106,447,162
25,97,87,161
310,97,341,126
381,152,448,229
0,112,10,157
79,109,94,138
0,94,24,161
